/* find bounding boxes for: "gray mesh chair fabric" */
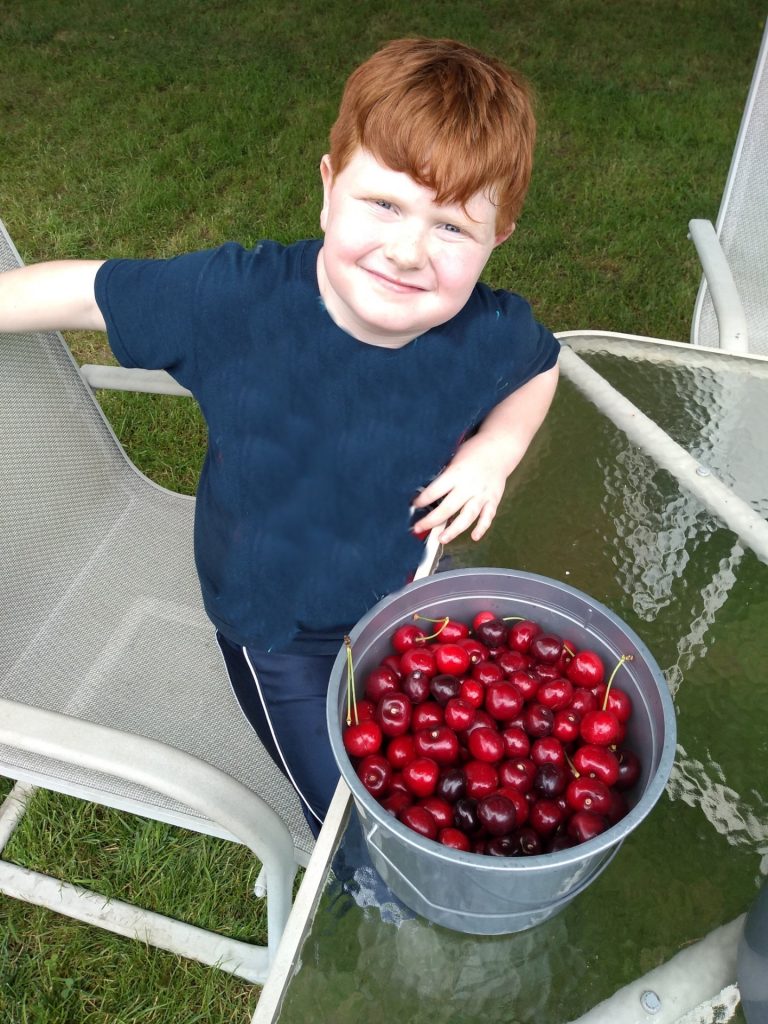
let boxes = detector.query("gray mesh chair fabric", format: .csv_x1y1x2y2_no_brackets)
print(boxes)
0,220,315,860
691,25,768,354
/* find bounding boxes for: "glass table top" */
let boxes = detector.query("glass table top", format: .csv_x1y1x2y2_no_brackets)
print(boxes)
269,335,768,1024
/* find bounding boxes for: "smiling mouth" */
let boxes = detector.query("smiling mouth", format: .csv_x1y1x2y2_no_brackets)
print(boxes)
363,267,427,293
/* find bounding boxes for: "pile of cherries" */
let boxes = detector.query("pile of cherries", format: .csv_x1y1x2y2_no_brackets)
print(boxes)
342,610,641,857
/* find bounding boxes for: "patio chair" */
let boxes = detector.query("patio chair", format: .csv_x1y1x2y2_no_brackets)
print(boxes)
0,216,315,985
689,22,768,355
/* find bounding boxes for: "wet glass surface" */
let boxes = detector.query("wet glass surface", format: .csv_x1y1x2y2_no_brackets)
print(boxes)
277,342,768,1024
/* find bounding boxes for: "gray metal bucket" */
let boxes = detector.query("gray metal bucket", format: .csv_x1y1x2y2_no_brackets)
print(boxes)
327,568,676,935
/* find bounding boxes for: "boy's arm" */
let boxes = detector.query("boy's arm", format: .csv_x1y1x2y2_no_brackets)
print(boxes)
0,261,107,333
412,363,559,545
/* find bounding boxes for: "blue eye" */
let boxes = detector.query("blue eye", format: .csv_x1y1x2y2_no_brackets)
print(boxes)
374,199,394,210
443,223,462,234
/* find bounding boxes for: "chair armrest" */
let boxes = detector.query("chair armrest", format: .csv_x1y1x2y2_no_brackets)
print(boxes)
688,219,749,353
81,364,192,397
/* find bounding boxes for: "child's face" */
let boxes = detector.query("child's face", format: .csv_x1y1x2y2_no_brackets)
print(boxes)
317,148,512,348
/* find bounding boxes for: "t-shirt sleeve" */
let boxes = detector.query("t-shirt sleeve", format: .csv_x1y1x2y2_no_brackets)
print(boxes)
489,288,560,402
93,243,258,392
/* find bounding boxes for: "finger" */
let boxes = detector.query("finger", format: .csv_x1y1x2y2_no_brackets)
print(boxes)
412,479,451,509
413,491,470,535
437,497,484,545
470,501,497,542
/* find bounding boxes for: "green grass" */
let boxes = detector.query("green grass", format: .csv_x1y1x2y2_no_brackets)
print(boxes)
0,0,765,1019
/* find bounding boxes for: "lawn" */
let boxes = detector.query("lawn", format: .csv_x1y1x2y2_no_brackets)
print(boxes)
0,1,765,1021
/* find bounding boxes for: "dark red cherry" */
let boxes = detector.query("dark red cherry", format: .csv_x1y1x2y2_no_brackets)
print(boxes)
486,835,518,857
381,790,412,816
615,749,642,790
459,677,485,708
501,725,530,759
401,670,431,704
606,688,633,723
528,798,565,836
552,709,581,743
364,665,400,702
453,797,480,834
565,777,612,814
436,767,466,803
430,673,462,706
499,758,536,793
537,677,574,711
356,754,392,797
444,698,476,732
475,618,507,648
530,736,566,767
419,797,453,830
485,681,524,722
523,703,554,738
472,660,504,686
516,827,543,856
477,794,517,836
529,634,564,664
497,650,529,676
534,763,569,798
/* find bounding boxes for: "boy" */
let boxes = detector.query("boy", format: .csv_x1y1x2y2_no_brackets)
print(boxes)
0,37,559,835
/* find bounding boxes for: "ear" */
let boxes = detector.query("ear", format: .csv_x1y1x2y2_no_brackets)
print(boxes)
494,222,515,247
319,154,333,232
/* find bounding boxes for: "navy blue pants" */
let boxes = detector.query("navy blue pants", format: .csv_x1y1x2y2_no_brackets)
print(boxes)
215,631,339,836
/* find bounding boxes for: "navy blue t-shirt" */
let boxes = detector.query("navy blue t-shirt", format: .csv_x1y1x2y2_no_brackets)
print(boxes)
94,239,559,652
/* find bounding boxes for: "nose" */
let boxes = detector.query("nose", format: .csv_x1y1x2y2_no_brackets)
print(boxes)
383,224,427,270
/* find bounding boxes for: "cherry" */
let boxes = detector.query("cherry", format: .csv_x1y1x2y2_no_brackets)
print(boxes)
552,709,581,743
401,670,431,704
459,678,484,708
402,757,440,798
472,610,497,632
606,688,632,723
475,618,507,648
386,734,417,769
517,827,543,856
571,687,599,715
507,619,540,653
364,665,400,703
468,726,505,763
457,637,490,664
478,794,517,835
484,681,524,722
499,758,536,793
381,791,412,816
463,759,499,798
537,677,574,711
497,786,529,826
357,754,392,797
566,650,605,688
528,798,565,835
531,736,566,767
381,655,403,678
573,744,619,786
355,699,376,723
411,702,443,730
463,709,496,737
566,777,612,814
615,749,642,790
523,703,554,738
472,660,504,686
497,649,529,676
435,643,472,676
567,810,609,844
343,720,382,758
444,697,476,732
534,763,569,798
486,835,518,857
414,726,460,765
399,805,438,840
437,619,471,642
376,693,412,737
529,634,564,664
430,674,462,706
510,670,539,701
439,827,471,851
453,797,480,834
419,797,453,830
502,725,530,759
400,647,437,677
606,789,630,825
391,623,427,653
435,767,466,803
547,833,576,853
580,709,621,746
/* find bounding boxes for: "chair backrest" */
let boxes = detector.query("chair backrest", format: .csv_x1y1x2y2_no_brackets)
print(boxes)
691,24,768,354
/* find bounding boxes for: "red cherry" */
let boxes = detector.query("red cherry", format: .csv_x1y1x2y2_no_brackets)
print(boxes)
537,677,574,711
566,777,612,814
402,757,440,798
414,726,460,765
343,720,383,758
567,810,609,844
419,797,453,830
472,660,504,686
507,619,541,653
606,688,633,723
400,647,437,677
580,709,621,746
381,790,412,816
434,643,472,677
399,805,438,840
472,610,497,632
459,677,485,708
531,736,566,767
444,698,476,732
457,637,490,664
355,699,376,722
570,687,599,715
485,681,524,722
463,759,499,798
364,665,400,702
499,758,536,793
356,754,392,797
381,654,403,678
501,725,530,759
552,709,580,743
572,744,620,786
496,786,529,826
411,702,444,730
385,734,417,769
391,623,427,653
566,650,605,688
497,649,529,676
467,726,505,763
438,619,471,642
606,789,630,825
528,798,565,836
438,827,471,851
375,693,412,737
509,670,539,701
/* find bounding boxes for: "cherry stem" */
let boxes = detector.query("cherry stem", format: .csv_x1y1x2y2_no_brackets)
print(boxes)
564,750,580,778
413,614,449,642
563,643,576,656
602,653,634,711
344,636,358,726
501,615,525,622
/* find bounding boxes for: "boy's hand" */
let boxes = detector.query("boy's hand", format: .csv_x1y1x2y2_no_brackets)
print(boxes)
411,433,512,544
411,364,559,545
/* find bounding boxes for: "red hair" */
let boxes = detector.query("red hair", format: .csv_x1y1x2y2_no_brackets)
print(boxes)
328,38,536,234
